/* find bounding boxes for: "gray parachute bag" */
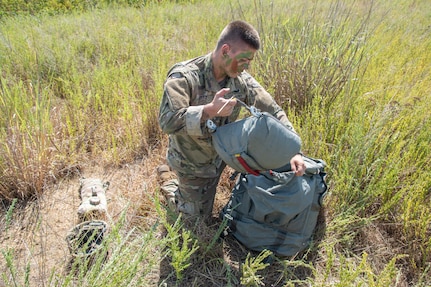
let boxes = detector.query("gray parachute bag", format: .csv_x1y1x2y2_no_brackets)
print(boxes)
210,111,302,174
220,156,327,257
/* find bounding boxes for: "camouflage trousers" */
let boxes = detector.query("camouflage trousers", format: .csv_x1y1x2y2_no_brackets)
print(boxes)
160,167,225,218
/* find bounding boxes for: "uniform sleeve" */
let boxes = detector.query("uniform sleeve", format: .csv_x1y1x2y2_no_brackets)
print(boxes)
242,73,296,131
158,74,205,136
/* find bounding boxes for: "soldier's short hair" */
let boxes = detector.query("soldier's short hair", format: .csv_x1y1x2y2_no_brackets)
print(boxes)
216,20,261,50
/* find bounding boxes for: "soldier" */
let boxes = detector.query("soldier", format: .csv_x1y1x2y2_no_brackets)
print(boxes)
158,20,305,220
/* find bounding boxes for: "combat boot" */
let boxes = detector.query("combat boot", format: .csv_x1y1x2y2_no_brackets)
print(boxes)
157,165,178,212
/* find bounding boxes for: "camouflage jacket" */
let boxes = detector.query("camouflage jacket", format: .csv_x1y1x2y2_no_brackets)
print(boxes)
159,53,294,178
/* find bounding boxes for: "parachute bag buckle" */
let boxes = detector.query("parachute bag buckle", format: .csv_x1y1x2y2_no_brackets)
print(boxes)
206,119,217,133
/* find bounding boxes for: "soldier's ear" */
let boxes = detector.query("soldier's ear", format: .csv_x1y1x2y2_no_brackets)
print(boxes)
221,44,230,57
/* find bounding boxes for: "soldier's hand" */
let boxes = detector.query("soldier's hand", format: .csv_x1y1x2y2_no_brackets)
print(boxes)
204,88,237,118
290,154,305,176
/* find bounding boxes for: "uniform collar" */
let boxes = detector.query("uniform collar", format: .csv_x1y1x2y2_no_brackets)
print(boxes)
203,53,237,92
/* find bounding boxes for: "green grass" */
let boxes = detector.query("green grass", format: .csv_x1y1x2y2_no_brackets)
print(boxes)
1,0,431,286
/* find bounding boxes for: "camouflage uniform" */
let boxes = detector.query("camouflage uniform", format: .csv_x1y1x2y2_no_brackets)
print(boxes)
158,53,294,218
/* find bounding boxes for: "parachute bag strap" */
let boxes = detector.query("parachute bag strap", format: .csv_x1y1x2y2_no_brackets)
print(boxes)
221,212,234,238
220,200,241,239
235,154,260,176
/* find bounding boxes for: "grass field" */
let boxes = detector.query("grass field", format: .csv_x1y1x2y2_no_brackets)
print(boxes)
1,0,430,286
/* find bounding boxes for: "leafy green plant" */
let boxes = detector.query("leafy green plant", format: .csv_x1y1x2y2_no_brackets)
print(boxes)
240,249,272,287
163,215,199,282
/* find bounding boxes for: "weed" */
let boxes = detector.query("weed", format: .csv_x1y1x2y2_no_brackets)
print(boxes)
163,215,199,282
4,198,17,230
240,249,272,287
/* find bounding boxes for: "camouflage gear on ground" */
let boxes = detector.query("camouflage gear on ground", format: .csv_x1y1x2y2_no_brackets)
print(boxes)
159,53,295,215
78,178,109,222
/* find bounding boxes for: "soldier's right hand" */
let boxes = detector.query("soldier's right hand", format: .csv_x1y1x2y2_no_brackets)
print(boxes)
208,88,238,118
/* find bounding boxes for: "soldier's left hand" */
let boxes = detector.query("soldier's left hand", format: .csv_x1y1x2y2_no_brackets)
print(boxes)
290,154,305,176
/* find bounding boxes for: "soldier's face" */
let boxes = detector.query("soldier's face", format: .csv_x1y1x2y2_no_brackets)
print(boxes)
223,42,256,78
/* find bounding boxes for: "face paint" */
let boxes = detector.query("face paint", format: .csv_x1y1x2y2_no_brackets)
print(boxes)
233,51,254,73
224,56,233,66
222,44,256,78
235,51,254,61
